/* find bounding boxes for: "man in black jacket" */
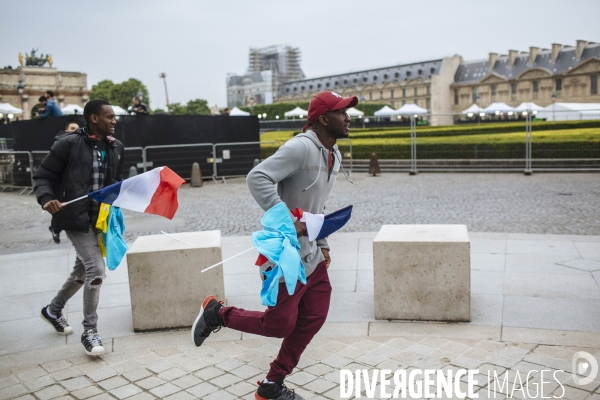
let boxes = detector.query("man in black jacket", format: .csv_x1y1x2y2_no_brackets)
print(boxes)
34,99,124,356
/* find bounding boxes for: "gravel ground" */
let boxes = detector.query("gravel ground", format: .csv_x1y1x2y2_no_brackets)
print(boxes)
1,172,598,254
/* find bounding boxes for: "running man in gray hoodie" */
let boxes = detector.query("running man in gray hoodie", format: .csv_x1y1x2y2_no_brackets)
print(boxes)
192,92,358,400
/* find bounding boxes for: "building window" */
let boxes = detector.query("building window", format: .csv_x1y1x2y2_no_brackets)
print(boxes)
414,87,418,96
380,91,383,99
426,98,431,110
533,81,539,100
426,85,431,95
325,82,330,88
363,77,368,82
402,88,406,98
286,88,290,93
418,69,422,76
293,87,297,92
309,85,313,90
511,83,517,101
384,74,388,80
369,92,372,101
472,87,478,102
343,79,347,85
406,71,412,78
454,89,459,105
402,100,406,105
353,78,357,84
414,99,418,106
301,86,305,91
491,85,497,102
395,72,400,78
391,90,394,98
430,67,436,74
555,78,562,97
391,101,395,107
591,75,598,95
373,76,378,81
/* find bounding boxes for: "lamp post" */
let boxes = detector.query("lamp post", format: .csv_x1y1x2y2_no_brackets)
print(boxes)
249,96,255,115
359,94,366,128
475,93,481,123
17,80,29,120
551,92,556,122
159,73,170,112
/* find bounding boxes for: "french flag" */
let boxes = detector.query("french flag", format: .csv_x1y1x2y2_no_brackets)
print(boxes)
88,167,185,220
292,205,353,241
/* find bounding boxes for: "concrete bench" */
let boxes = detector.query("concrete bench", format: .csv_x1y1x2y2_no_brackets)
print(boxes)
373,225,470,322
126,231,224,332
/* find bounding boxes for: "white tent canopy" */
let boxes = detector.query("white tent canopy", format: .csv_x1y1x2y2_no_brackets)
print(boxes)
229,107,251,116
514,102,544,112
483,102,516,113
373,106,396,116
61,104,84,115
112,105,128,116
346,107,364,117
461,104,484,114
537,103,600,121
395,103,428,115
284,107,308,118
0,102,23,115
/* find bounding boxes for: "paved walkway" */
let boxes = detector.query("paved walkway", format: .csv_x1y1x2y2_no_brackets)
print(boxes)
1,232,599,399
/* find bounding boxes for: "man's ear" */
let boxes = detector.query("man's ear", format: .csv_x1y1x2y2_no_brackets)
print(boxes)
89,114,98,124
319,114,328,126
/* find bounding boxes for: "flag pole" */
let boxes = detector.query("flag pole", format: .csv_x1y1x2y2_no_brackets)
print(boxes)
201,247,255,273
62,195,88,206
160,231,195,247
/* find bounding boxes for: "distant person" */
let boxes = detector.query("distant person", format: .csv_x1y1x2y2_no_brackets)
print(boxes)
34,100,124,356
128,96,149,115
37,91,64,118
48,121,81,244
222,108,230,116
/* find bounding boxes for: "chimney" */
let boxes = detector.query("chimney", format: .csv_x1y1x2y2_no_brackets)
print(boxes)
529,47,539,65
551,43,562,63
576,40,587,60
507,50,518,68
488,53,498,70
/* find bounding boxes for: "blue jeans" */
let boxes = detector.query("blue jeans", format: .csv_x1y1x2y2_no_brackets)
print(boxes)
49,227,106,330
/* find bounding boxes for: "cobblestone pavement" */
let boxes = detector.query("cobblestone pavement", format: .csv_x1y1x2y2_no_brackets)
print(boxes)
1,173,599,254
1,328,599,400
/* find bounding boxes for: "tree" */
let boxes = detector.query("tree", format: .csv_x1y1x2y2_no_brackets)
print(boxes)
186,99,210,115
167,102,187,115
166,99,210,115
89,78,150,110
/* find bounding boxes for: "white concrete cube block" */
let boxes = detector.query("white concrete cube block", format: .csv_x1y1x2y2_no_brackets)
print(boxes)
126,231,224,331
373,225,470,321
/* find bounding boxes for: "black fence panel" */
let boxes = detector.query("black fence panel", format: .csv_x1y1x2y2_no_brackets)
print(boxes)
8,115,259,151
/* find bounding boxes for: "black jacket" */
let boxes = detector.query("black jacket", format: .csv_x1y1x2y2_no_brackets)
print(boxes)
34,127,125,233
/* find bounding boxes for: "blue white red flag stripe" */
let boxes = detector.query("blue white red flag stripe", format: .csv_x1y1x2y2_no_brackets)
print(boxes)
88,167,185,220
296,205,353,241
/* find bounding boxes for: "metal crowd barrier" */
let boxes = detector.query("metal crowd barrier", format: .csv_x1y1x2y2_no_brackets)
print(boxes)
144,143,214,181
213,141,282,182
0,151,34,194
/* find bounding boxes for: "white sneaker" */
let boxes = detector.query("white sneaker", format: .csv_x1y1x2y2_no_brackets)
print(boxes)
81,328,105,356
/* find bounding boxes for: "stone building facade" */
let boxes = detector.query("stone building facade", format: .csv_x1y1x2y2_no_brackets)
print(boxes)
276,56,462,126
451,40,600,112
0,65,88,120
249,39,598,126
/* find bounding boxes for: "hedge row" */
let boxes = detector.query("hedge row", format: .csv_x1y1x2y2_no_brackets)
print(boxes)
349,120,600,139
261,141,600,160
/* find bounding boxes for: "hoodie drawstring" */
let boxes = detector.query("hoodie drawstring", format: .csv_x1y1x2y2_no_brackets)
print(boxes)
302,147,353,192
334,151,353,184
302,147,323,192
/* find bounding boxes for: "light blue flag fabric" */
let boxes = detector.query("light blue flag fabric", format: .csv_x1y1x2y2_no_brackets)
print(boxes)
252,202,306,306
105,207,128,270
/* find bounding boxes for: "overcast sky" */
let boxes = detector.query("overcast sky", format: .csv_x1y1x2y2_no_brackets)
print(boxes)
2,0,598,109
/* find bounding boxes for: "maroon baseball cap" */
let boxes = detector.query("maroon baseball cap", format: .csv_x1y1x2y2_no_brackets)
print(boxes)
303,92,358,132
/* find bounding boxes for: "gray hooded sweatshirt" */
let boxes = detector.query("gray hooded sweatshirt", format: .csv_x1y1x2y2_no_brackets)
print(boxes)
247,130,340,277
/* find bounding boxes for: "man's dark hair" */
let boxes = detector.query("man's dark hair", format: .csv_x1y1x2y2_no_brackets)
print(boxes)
46,90,55,98
84,99,111,124
39,96,47,102
133,96,140,101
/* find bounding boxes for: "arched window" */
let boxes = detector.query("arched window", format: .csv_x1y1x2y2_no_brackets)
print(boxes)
395,72,400,78
317,83,321,89
326,82,330,88
373,76,378,81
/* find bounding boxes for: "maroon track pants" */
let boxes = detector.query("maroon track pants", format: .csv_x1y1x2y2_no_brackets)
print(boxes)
219,261,331,382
